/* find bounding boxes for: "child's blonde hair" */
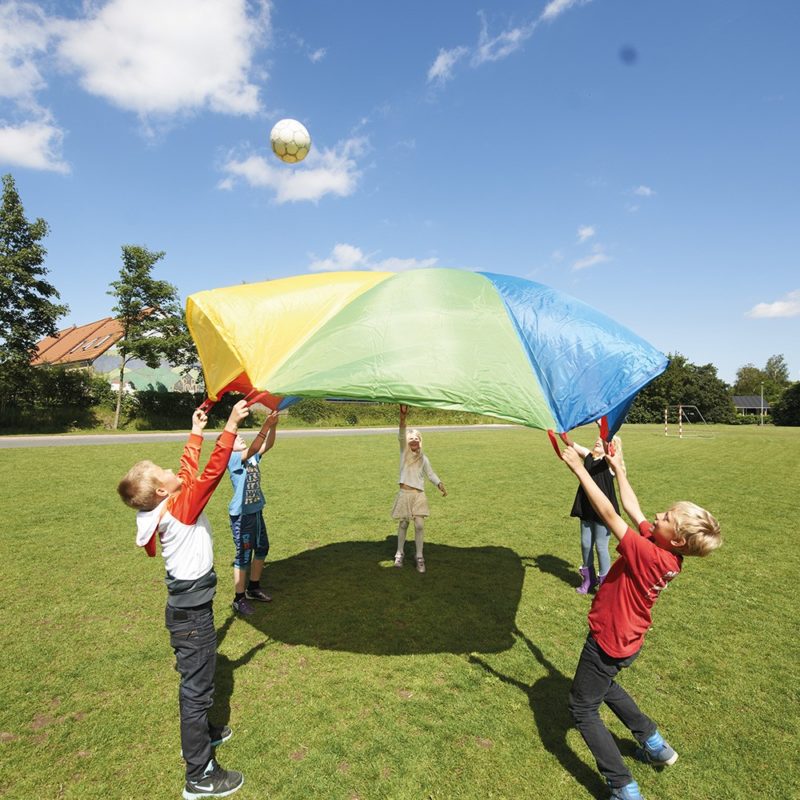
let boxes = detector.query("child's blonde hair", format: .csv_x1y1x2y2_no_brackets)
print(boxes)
117,460,163,511
670,501,721,556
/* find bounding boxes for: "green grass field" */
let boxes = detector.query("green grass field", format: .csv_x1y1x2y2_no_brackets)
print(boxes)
1,424,798,800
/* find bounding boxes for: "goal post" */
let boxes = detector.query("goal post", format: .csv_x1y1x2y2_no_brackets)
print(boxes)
663,404,709,438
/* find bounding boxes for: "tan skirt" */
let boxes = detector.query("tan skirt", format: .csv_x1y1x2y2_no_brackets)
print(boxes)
391,487,430,519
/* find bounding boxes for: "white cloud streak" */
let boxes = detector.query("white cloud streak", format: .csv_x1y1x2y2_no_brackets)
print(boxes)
541,0,592,23
633,185,655,197
745,290,800,319
572,245,610,271
473,13,535,65
427,46,468,85
219,136,367,204
577,225,596,243
309,243,438,273
427,1,590,87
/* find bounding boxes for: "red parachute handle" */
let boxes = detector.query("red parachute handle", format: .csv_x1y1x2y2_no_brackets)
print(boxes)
196,388,279,416
598,416,616,456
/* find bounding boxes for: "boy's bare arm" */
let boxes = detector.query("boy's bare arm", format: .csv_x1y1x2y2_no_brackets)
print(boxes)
606,450,645,527
244,410,279,460
562,447,629,541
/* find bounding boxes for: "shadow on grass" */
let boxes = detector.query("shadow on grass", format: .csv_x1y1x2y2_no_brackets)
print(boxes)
239,535,524,655
212,613,268,727
470,626,608,799
525,553,580,590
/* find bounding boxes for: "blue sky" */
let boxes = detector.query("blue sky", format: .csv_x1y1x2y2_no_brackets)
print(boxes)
1,0,798,384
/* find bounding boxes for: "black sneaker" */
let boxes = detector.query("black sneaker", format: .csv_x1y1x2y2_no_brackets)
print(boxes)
182,759,244,799
245,586,272,602
209,724,232,747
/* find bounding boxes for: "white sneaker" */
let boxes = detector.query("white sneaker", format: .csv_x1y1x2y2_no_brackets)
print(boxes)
415,556,426,573
394,553,404,568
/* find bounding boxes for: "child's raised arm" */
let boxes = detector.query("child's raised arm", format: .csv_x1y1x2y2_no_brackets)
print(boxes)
245,410,280,460
605,449,644,527
561,447,629,541
191,408,208,435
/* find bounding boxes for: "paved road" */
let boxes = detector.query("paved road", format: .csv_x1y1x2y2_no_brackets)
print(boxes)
0,424,518,449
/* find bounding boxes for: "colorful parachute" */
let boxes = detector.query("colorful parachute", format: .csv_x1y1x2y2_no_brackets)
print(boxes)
186,269,667,436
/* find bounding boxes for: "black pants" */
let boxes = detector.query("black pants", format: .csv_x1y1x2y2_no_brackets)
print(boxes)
165,602,217,781
569,633,657,788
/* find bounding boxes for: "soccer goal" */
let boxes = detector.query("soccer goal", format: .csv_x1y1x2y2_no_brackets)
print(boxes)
663,405,713,439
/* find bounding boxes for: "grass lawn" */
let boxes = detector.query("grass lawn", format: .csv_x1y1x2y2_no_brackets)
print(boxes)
0,424,798,799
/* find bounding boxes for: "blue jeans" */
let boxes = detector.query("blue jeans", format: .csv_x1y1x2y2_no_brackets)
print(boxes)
579,518,612,575
165,602,217,780
569,634,656,788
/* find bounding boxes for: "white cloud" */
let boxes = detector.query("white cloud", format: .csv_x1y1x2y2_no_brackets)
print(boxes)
219,136,366,204
0,119,69,173
473,13,535,65
428,1,590,88
309,243,438,273
541,0,592,23
633,185,655,197
0,1,53,100
427,46,468,85
745,290,800,319
55,0,270,116
572,245,610,271
309,48,326,63
577,225,596,243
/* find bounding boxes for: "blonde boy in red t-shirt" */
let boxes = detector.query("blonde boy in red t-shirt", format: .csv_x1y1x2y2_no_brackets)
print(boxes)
561,445,721,800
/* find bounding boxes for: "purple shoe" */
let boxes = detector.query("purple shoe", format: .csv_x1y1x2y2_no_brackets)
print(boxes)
232,597,255,616
576,566,592,594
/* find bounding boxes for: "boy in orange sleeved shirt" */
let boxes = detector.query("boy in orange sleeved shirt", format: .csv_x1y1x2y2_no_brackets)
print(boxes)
118,401,250,800
561,444,721,800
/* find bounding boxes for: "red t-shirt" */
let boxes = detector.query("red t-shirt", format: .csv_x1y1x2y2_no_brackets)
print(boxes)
588,520,683,658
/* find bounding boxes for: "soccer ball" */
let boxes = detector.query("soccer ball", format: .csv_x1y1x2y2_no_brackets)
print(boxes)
270,118,311,164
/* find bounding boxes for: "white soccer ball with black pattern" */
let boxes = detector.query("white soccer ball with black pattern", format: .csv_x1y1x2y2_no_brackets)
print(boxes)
270,118,311,164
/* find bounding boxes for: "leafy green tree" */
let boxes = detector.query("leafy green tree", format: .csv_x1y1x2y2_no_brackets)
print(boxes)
0,173,68,401
733,354,791,404
108,245,196,429
772,382,800,426
627,353,735,424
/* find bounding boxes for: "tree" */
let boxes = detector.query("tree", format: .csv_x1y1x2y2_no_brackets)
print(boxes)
627,353,735,424
733,354,791,404
108,245,196,429
772,382,800,426
0,173,68,400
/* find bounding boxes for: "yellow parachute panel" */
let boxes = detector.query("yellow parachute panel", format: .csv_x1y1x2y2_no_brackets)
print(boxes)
186,271,393,399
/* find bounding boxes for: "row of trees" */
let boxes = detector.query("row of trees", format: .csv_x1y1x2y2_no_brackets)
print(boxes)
2,171,799,429
0,173,195,429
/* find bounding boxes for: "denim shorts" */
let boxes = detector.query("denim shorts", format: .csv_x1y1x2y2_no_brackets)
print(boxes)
229,511,269,568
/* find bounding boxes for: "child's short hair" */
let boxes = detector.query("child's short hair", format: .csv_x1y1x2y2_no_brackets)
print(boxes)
118,460,162,511
671,501,721,556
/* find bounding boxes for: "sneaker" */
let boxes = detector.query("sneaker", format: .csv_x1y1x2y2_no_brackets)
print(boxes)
635,730,678,766
394,553,404,568
415,556,426,573
209,725,232,747
245,587,272,602
231,597,254,616
608,780,644,800
183,759,244,799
